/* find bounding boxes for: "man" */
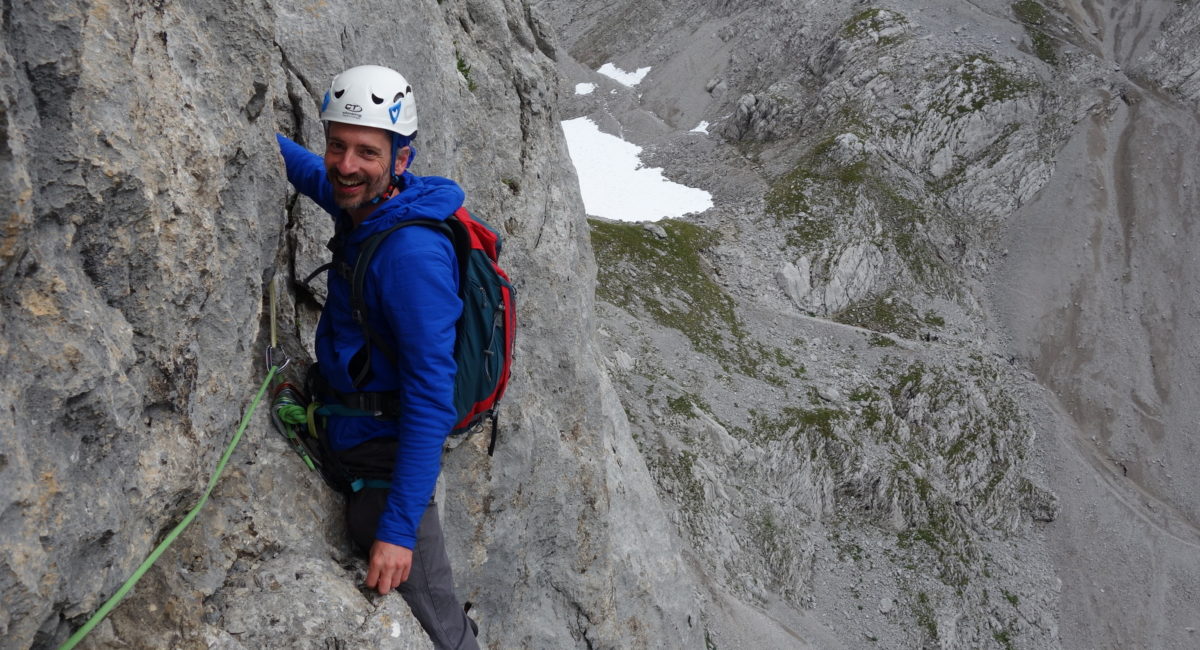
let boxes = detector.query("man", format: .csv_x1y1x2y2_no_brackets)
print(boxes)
276,64,479,649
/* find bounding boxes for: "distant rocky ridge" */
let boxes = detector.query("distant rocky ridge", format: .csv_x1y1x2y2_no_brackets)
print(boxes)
548,0,1200,647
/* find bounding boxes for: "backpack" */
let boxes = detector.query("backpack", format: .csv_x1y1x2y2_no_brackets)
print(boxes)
302,207,516,455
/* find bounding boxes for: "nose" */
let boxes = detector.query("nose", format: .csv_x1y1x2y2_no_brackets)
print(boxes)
331,150,360,176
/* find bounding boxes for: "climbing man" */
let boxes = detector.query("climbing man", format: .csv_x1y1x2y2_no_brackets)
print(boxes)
276,64,479,649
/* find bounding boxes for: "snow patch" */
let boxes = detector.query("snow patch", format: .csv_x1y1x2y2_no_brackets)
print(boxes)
597,63,651,87
691,121,710,134
575,83,596,95
561,117,713,222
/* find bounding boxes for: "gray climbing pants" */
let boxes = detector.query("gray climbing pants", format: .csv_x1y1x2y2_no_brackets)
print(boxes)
336,439,479,650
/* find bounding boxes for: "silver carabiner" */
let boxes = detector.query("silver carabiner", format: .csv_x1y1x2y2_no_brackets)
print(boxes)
265,346,292,373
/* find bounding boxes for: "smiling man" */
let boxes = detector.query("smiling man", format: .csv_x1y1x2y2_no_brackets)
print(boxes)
276,65,478,649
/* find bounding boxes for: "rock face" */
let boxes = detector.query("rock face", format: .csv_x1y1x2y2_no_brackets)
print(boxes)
2,1,700,648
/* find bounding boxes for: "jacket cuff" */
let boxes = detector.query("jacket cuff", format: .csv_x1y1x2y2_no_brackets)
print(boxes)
375,525,417,550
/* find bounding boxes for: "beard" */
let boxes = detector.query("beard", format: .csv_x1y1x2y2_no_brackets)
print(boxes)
330,169,392,212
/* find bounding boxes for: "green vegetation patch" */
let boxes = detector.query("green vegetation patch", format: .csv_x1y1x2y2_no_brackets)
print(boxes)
889,360,925,402
646,448,706,529
765,166,831,250
914,591,939,641
766,130,872,251
841,7,910,46
930,54,1039,117
834,293,922,338
1029,31,1058,64
1013,0,1059,63
455,49,476,91
958,55,1038,106
750,404,846,447
1012,0,1046,24
590,219,764,376
875,186,953,287
868,333,896,347
667,392,704,417
749,508,803,599
767,132,955,294
896,501,975,587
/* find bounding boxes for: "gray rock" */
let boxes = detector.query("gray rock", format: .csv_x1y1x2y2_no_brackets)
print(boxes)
644,223,669,239
1,0,701,648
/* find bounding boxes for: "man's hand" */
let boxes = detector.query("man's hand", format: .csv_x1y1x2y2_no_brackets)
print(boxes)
366,540,413,595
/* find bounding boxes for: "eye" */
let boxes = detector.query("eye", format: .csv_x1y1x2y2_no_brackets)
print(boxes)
333,89,345,98
371,94,384,105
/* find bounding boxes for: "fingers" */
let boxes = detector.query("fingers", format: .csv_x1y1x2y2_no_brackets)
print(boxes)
366,564,382,592
379,561,407,594
368,562,402,595
366,541,413,595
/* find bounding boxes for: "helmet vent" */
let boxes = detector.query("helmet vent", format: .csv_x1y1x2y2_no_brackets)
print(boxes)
334,89,345,98
371,94,384,105
393,92,404,102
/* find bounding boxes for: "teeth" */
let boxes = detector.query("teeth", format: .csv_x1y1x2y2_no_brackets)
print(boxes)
335,175,364,187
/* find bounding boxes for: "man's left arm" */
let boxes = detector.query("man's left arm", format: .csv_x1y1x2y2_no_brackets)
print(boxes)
368,233,462,593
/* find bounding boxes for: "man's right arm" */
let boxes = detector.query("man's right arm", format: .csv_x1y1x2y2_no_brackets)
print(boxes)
276,133,340,215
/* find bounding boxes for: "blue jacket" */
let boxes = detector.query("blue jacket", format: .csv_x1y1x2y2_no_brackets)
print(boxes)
277,134,463,549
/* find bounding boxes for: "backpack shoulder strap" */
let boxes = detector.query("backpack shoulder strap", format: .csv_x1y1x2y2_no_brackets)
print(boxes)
349,218,455,390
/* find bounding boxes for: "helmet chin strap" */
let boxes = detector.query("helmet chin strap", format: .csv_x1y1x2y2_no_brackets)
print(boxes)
368,135,415,206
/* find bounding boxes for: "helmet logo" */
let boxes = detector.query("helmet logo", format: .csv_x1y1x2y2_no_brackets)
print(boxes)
321,91,331,113
389,100,403,124
344,104,363,113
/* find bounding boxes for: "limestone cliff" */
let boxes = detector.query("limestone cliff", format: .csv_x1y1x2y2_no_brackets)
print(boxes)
2,1,699,648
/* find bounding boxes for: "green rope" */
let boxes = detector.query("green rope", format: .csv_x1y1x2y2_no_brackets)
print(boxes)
275,403,309,426
58,365,279,650
270,387,317,470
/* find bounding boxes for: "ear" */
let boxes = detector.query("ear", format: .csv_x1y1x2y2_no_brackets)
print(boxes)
394,146,412,176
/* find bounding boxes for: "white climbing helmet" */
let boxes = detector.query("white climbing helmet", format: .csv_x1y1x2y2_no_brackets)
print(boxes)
319,65,418,136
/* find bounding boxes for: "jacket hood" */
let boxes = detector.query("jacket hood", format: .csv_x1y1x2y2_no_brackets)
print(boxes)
346,171,465,243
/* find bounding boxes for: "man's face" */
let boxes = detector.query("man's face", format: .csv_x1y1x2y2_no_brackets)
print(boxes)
324,122,396,212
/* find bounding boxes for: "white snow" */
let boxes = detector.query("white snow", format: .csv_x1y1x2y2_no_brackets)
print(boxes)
597,63,652,87
561,117,713,222
575,83,596,95
691,121,710,133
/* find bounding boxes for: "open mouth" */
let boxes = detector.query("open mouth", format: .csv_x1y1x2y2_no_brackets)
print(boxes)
334,174,366,190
